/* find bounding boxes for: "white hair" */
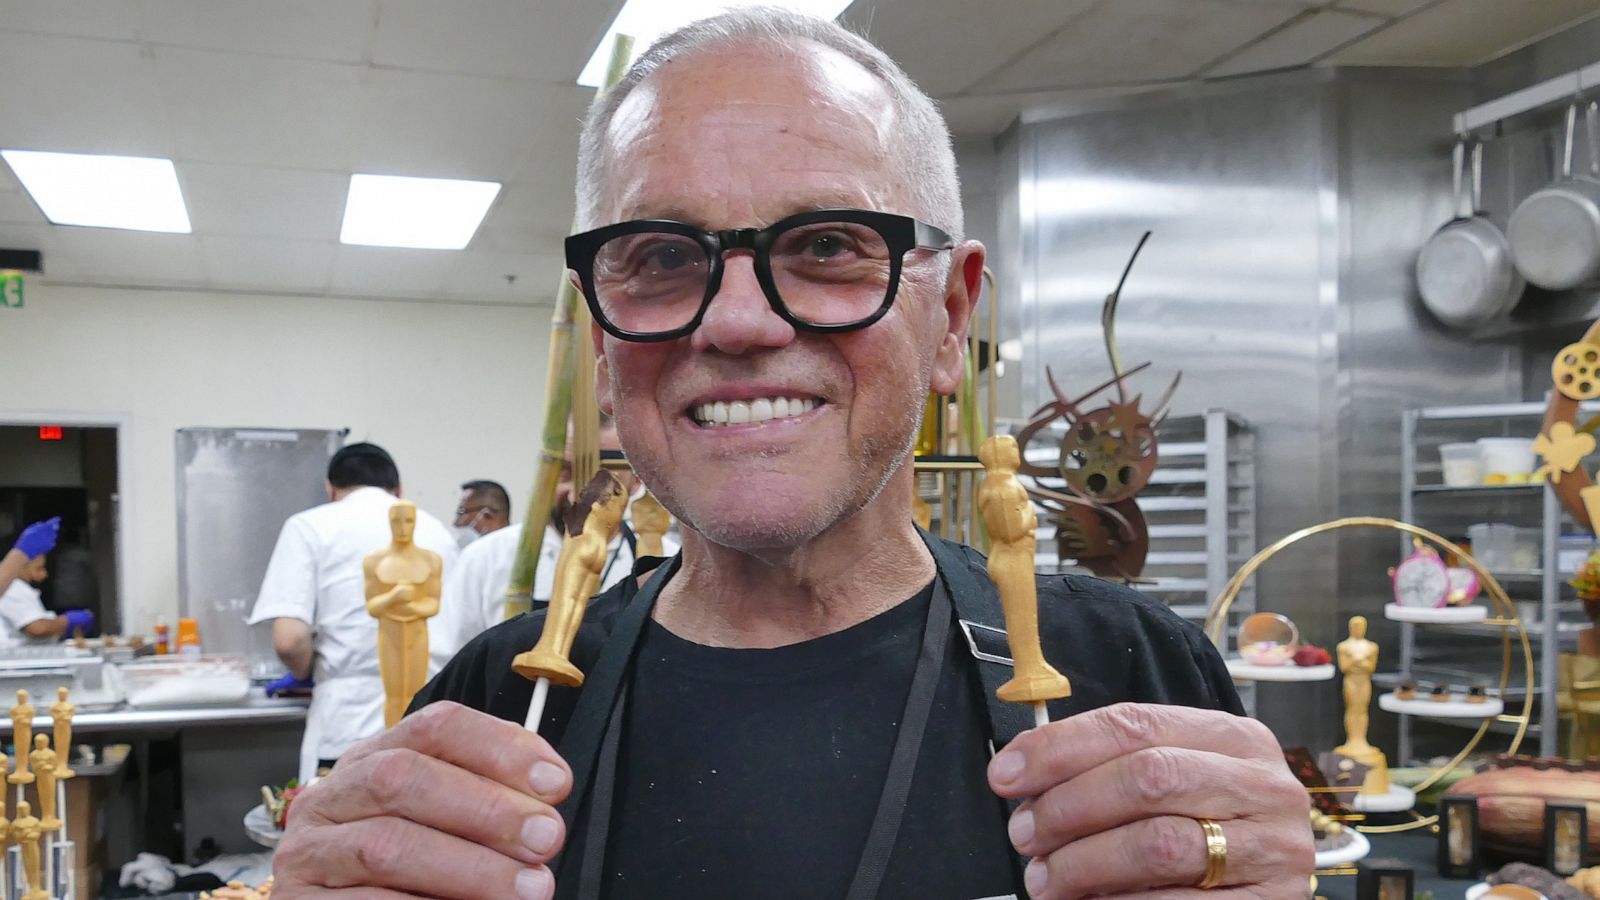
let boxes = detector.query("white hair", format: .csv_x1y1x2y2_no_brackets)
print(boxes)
574,6,964,240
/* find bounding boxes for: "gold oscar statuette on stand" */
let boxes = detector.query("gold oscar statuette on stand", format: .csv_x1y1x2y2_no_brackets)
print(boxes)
978,435,1072,726
363,501,444,728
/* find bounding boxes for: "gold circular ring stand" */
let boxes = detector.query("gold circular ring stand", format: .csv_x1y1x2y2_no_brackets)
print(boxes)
1203,516,1535,834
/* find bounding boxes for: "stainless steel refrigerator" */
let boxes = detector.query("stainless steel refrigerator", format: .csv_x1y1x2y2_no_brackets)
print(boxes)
175,427,346,677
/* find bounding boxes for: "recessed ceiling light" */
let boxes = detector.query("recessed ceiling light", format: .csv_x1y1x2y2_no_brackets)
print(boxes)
577,0,856,87
339,174,501,250
1,149,192,233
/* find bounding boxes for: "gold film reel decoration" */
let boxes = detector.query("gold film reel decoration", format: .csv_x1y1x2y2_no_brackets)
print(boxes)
1204,516,1534,834
1540,320,1600,535
1554,341,1600,402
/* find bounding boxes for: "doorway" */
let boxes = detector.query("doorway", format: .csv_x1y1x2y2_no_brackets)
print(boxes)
0,424,120,634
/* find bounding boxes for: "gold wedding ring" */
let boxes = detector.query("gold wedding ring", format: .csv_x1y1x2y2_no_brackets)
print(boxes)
1196,818,1227,889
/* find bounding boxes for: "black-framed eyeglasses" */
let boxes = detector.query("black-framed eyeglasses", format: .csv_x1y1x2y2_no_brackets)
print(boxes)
565,208,954,343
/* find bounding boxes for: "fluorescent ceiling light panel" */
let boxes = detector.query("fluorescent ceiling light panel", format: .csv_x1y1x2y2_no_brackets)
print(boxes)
339,174,501,250
1,150,191,233
577,0,855,86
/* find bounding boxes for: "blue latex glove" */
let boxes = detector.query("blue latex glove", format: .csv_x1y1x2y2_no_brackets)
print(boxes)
58,609,95,640
265,673,314,697
13,517,60,559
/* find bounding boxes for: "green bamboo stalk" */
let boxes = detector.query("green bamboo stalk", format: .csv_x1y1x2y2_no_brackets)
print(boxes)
503,33,636,620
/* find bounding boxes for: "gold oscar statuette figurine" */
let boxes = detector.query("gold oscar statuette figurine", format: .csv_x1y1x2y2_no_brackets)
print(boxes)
631,491,670,559
12,799,44,900
978,435,1072,720
364,501,444,729
9,690,35,785
0,749,10,847
29,735,59,831
51,687,75,780
514,472,628,689
1334,615,1390,795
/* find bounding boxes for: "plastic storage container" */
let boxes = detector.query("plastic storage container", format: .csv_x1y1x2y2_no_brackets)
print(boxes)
1468,523,1542,571
1439,442,1483,486
119,655,249,707
1476,437,1536,479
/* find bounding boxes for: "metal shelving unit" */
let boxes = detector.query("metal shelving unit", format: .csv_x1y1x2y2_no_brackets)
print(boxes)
1398,402,1598,761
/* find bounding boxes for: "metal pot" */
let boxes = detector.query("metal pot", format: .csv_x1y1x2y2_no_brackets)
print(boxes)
1508,101,1600,290
1416,140,1524,328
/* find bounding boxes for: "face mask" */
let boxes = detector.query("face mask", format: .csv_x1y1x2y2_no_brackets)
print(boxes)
451,525,481,549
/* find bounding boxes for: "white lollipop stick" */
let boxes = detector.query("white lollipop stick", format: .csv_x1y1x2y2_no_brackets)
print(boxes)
524,677,551,733
1034,702,1049,730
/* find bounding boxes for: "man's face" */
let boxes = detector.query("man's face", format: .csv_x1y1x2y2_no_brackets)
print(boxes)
22,556,45,584
591,43,979,552
454,491,507,535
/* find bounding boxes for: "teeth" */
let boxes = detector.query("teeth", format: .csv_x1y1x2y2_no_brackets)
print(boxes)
692,396,819,427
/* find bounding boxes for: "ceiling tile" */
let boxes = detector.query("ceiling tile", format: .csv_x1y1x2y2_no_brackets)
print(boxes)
371,0,617,84
938,84,1164,135
135,0,377,64
841,0,1100,97
46,228,205,285
439,250,563,303
181,163,346,241
155,46,362,170
328,244,457,298
0,188,40,226
1329,0,1600,66
1206,8,1386,76
1332,0,1437,15
0,1,142,40
350,70,586,181
969,0,1304,93
0,32,173,156
200,235,335,292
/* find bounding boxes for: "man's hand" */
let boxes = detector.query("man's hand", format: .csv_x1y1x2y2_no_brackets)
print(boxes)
988,703,1313,899
273,701,571,900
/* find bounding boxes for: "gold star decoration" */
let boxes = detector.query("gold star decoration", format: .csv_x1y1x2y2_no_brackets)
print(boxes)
1533,422,1596,483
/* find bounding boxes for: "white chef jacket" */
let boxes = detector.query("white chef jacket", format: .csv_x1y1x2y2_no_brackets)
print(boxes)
248,486,458,778
430,518,675,665
0,580,52,649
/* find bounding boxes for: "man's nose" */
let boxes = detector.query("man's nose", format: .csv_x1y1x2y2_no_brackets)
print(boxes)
689,254,796,354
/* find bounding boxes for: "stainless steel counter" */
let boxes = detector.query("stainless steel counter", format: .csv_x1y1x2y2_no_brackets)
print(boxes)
0,696,308,734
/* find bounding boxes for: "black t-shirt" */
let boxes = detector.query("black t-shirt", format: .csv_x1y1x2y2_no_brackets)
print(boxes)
412,543,1243,900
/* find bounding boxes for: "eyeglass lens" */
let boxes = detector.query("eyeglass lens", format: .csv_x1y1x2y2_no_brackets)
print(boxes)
591,220,892,335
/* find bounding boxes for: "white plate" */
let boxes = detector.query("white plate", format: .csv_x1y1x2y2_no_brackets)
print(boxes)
1378,692,1504,718
1313,829,1370,868
1225,660,1336,682
1350,784,1415,813
1466,882,1547,899
1384,603,1490,624
244,803,283,848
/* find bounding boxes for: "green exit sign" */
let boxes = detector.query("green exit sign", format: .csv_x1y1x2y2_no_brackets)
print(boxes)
0,272,21,309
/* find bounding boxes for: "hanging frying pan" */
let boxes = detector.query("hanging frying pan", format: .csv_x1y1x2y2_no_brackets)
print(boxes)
1415,139,1524,328
1508,101,1600,290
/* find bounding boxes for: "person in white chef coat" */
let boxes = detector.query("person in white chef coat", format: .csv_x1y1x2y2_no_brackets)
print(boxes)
248,442,458,782
0,521,95,646
431,418,676,661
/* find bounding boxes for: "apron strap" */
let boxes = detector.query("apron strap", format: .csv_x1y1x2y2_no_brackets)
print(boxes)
842,573,953,900
555,556,679,834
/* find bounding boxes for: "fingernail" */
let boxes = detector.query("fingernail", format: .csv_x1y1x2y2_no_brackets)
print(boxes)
516,866,553,900
990,749,1024,786
1024,859,1047,898
1008,809,1035,850
529,761,566,795
523,815,561,855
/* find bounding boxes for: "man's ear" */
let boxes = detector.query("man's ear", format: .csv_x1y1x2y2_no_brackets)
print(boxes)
594,319,615,415
928,242,986,396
